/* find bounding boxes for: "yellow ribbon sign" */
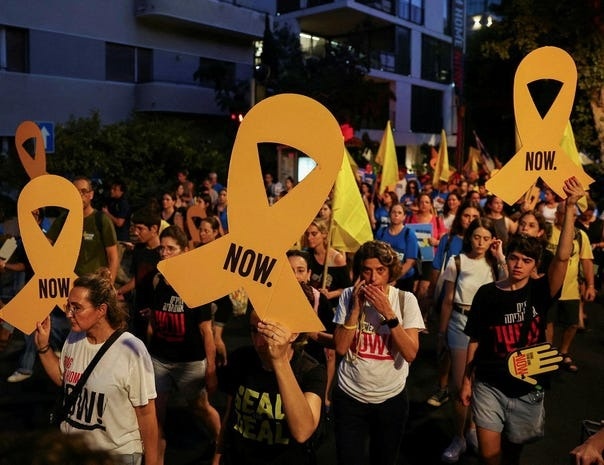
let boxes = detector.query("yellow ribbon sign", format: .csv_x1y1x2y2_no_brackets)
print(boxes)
0,121,82,334
158,94,344,332
486,47,594,204
507,342,563,385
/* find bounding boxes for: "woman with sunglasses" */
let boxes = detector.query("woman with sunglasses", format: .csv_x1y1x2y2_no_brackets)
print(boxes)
35,268,158,465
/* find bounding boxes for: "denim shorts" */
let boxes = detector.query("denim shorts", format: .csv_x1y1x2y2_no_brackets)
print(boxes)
447,310,470,350
115,453,142,465
152,357,207,402
472,380,545,444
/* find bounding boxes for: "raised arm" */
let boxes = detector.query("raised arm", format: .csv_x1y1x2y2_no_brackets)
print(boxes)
548,177,586,296
257,320,323,443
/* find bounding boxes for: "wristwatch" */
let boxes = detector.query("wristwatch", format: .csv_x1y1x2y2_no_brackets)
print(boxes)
381,317,399,328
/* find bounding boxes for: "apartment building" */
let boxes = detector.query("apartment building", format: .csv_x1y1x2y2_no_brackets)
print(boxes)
276,0,464,164
1,0,473,166
0,0,271,151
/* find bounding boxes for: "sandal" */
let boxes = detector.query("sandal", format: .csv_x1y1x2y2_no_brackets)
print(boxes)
561,353,579,373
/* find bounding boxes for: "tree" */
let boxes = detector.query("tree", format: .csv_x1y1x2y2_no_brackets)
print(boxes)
465,0,604,160
198,21,394,133
47,112,232,209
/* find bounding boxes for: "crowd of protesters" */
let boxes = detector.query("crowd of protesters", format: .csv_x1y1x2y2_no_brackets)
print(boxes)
0,164,602,465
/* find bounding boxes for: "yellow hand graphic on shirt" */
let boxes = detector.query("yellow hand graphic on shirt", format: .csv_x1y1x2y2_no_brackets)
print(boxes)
507,342,563,385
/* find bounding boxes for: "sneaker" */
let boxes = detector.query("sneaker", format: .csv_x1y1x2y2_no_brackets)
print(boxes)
465,428,479,454
7,371,32,383
427,387,449,407
441,436,467,463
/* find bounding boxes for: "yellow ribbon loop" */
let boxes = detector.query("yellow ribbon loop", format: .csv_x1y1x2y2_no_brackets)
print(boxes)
486,47,593,204
15,120,48,179
158,94,344,332
0,122,83,334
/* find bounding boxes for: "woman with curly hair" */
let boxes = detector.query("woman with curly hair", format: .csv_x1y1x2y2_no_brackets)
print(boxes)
333,240,425,465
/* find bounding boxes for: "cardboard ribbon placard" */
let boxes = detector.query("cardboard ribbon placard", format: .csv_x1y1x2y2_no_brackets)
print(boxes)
507,342,563,385
158,94,344,332
486,47,594,204
0,122,82,334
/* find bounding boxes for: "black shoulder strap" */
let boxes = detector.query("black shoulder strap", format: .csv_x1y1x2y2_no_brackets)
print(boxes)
59,329,124,420
453,255,461,290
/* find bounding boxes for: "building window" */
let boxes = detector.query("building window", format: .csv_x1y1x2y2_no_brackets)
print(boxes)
196,57,236,89
106,43,153,83
5,26,29,73
399,0,424,24
421,35,451,83
106,42,135,82
411,85,442,133
395,26,411,75
137,48,153,83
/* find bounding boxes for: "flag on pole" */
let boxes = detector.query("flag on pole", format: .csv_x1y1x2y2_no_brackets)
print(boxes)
432,129,451,185
346,148,362,183
331,150,374,252
474,130,502,172
464,146,481,176
374,121,399,194
560,121,588,211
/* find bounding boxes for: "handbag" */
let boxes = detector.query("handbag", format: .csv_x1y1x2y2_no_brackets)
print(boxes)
50,329,124,426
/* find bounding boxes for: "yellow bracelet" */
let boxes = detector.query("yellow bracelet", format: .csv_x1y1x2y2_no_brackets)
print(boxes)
342,324,358,330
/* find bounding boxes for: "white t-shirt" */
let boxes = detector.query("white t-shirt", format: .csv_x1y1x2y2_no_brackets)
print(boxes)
334,286,424,403
441,253,496,306
59,331,157,455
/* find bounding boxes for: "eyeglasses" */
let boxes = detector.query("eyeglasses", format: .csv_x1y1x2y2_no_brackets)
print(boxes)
78,188,91,196
63,303,94,315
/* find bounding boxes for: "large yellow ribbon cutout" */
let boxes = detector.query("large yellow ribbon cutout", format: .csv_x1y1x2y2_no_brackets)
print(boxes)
158,94,344,332
0,121,82,334
486,47,594,204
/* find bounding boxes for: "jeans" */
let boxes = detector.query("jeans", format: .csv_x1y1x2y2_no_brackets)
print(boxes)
333,385,409,465
17,310,70,374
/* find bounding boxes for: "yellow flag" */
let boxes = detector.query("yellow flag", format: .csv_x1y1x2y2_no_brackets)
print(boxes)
560,121,588,211
375,121,399,194
464,146,481,175
331,151,374,252
346,148,361,183
432,129,450,185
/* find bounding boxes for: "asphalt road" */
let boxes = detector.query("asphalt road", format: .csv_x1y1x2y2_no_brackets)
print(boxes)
1,299,603,465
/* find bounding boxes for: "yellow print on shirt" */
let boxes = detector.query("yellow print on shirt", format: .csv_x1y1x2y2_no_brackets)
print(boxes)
233,385,290,445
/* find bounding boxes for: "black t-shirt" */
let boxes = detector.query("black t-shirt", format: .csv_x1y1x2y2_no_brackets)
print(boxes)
219,346,326,465
303,292,334,365
150,274,212,362
307,253,351,309
464,276,555,397
130,244,161,311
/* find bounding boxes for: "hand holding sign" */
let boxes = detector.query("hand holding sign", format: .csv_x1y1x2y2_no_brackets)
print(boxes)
507,342,563,386
0,122,82,334
158,94,344,332
486,47,594,204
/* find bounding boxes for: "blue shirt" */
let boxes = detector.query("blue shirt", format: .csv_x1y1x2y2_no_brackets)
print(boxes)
375,226,419,279
432,233,463,272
